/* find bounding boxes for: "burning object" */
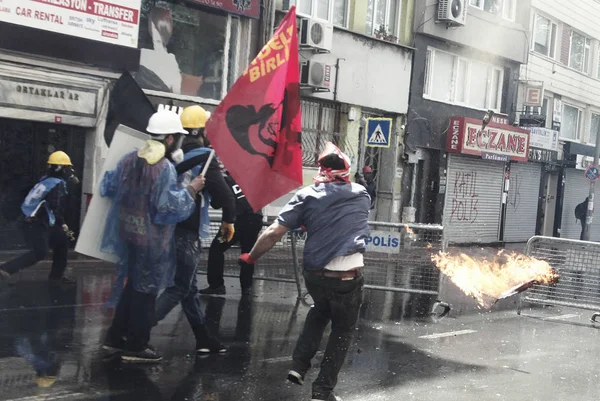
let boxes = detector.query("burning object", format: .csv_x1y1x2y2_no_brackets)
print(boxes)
431,251,558,308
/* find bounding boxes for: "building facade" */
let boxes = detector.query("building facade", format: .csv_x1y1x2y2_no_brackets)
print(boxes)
0,0,260,250
517,0,600,241
264,0,414,221
405,0,535,244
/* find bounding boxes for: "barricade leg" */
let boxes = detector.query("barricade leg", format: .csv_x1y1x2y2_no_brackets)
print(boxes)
290,233,303,300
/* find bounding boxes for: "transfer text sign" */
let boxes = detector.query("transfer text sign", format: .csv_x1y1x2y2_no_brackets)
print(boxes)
0,0,141,48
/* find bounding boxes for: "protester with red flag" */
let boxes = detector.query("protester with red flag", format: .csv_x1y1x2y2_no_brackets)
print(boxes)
205,6,302,211
237,142,371,401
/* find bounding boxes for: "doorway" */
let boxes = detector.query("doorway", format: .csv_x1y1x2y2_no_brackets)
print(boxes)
541,171,559,237
0,118,86,250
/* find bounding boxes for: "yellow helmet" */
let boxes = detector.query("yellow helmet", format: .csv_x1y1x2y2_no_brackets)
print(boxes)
48,151,73,166
36,376,57,388
181,105,210,129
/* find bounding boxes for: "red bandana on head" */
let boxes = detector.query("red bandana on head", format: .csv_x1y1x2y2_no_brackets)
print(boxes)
313,142,351,184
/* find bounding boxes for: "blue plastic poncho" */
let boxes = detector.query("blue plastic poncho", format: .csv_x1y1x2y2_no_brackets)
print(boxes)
177,147,212,238
100,142,196,301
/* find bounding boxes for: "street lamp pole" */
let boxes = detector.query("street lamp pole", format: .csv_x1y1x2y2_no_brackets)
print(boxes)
583,126,600,241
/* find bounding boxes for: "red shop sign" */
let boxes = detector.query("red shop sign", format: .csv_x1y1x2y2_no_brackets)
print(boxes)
185,0,260,19
446,116,531,162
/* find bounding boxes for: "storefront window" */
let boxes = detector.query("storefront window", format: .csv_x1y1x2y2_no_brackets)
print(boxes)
590,113,600,145
135,0,228,100
561,104,582,141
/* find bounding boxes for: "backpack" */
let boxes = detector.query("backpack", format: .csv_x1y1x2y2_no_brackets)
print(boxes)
575,198,588,222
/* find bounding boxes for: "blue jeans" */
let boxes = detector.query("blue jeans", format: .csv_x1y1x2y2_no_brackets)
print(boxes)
155,229,205,327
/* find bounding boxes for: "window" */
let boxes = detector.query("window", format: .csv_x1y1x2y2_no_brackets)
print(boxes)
543,97,551,128
569,31,591,74
365,0,399,37
532,14,557,58
333,0,348,27
298,0,333,22
561,104,583,141
469,0,502,14
136,1,229,100
424,48,505,112
301,100,341,167
502,0,515,20
591,114,600,145
469,61,488,109
489,68,503,110
430,51,454,103
455,59,468,104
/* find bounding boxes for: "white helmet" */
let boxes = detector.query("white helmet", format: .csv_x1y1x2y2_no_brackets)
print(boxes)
146,110,188,137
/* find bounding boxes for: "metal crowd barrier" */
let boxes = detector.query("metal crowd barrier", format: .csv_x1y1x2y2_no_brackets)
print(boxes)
518,236,600,322
291,221,450,316
198,219,449,317
197,219,299,289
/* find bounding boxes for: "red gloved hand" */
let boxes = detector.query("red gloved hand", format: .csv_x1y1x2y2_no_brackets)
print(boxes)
239,253,257,265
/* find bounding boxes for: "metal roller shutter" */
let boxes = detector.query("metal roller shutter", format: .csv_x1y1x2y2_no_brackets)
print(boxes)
503,163,542,242
443,154,505,244
561,168,600,241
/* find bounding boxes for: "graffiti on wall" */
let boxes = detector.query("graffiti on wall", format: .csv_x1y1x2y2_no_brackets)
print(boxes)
508,173,521,211
451,171,479,223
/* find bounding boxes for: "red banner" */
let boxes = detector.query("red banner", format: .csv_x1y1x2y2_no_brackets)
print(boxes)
206,7,302,211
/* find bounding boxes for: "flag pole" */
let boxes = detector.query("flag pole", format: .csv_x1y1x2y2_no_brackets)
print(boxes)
201,150,215,176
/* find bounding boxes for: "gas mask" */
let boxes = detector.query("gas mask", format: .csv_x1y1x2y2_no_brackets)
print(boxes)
166,134,184,164
63,166,80,185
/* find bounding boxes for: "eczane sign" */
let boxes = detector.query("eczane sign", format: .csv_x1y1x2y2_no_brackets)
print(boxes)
446,116,531,162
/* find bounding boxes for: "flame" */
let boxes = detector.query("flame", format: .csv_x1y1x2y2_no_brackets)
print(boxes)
432,251,558,308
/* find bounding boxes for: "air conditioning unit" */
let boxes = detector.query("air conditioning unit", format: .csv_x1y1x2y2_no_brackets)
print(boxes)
300,18,333,52
437,0,467,26
300,61,331,91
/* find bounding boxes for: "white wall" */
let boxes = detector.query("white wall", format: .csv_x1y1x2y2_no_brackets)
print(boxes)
531,0,600,40
521,1,600,143
414,0,531,64
306,28,412,114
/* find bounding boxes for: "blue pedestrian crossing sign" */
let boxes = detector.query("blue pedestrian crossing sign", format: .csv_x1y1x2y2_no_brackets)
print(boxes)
366,118,392,148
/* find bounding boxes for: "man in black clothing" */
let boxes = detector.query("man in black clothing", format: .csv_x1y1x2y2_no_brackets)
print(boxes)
355,166,376,209
0,151,78,285
155,105,236,355
576,197,589,240
200,173,263,296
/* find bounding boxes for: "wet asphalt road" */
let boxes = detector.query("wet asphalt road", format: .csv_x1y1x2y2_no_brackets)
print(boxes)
0,262,599,401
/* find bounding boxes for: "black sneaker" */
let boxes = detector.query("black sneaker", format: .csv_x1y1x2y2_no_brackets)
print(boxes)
121,347,163,363
311,393,342,401
287,370,305,385
196,338,227,355
199,286,226,295
49,277,76,287
102,336,126,353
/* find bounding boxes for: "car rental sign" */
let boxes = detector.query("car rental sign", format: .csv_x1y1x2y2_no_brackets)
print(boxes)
446,116,530,162
0,0,141,48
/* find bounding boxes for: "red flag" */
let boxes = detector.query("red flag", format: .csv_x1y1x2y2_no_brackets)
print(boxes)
206,7,302,212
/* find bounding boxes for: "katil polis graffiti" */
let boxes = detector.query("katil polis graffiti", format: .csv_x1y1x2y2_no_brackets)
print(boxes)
508,173,521,211
450,170,479,223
